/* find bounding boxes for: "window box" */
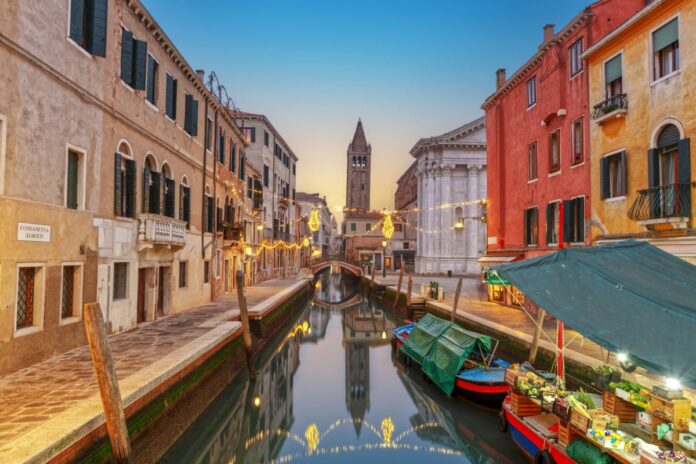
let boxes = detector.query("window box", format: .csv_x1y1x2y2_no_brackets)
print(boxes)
592,94,628,124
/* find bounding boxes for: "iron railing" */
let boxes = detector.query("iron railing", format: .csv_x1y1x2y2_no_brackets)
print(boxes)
628,183,691,222
591,93,628,120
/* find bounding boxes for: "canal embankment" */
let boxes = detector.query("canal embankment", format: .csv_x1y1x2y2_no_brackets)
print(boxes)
0,275,313,464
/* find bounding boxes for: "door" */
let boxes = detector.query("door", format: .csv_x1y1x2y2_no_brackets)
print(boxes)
137,268,146,323
157,267,165,317
97,264,111,324
224,259,230,293
384,256,392,272
659,148,678,216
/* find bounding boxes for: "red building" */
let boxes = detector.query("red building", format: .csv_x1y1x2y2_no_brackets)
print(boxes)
482,0,645,270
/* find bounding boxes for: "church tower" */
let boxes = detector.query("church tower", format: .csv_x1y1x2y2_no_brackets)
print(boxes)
346,119,371,210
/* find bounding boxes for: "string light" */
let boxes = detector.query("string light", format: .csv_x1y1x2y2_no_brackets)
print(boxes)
381,213,394,239
308,208,321,232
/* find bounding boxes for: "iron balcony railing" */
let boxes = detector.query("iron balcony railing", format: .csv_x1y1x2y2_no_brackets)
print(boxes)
591,93,628,121
628,183,691,222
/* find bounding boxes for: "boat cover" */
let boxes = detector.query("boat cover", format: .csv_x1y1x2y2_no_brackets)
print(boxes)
421,324,493,395
457,367,506,383
399,314,451,365
492,240,696,387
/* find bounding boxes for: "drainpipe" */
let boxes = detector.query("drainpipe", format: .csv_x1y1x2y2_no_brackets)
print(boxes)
202,96,209,259
212,104,219,301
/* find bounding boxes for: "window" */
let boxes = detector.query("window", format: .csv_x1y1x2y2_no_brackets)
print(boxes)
146,55,158,105
403,242,410,250
69,0,107,57
244,127,256,143
653,18,679,81
563,197,585,243
113,262,128,300
365,223,371,231
179,181,191,226
350,223,357,232
524,207,538,246
216,249,222,278
114,151,136,217
569,38,583,77
218,128,226,164
600,151,627,199
545,202,559,245
247,176,253,199
179,261,187,288
61,265,81,320
604,54,622,98
16,266,43,330
230,142,236,173
162,167,175,218
165,74,177,119
526,76,537,107
528,142,538,181
184,94,199,136
264,130,269,147
204,260,210,283
395,223,403,232
204,194,214,233
143,157,161,214
120,29,147,90
549,130,560,173
571,118,583,165
239,154,246,180
263,165,269,188
205,118,213,151
293,163,296,175
66,148,84,209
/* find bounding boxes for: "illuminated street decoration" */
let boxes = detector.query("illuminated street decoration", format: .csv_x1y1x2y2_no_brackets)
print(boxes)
303,237,310,247
304,423,320,452
381,417,394,445
308,209,321,232
381,213,394,239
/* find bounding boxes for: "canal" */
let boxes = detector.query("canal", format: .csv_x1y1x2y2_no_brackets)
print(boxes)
160,270,525,463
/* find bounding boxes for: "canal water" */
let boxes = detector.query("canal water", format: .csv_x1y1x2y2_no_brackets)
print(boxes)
160,271,525,463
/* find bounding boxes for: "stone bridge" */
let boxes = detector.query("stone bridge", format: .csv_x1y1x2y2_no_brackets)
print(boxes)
310,259,363,277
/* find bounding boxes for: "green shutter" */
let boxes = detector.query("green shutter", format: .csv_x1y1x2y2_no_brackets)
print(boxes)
165,178,175,217
67,151,78,209
678,139,691,185
125,158,137,217
191,98,199,136
69,0,85,45
183,186,190,225
653,18,678,53
166,75,176,119
87,0,108,57
648,148,660,187
620,151,628,197
120,29,133,84
114,152,122,215
132,39,147,90
604,55,622,84
149,172,161,214
600,156,610,199
563,200,573,243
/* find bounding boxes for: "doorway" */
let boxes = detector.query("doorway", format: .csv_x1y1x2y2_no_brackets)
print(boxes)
137,268,147,323
156,266,171,318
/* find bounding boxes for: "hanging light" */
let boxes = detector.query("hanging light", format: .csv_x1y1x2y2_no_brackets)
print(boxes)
382,213,394,239
308,209,321,232
303,237,310,247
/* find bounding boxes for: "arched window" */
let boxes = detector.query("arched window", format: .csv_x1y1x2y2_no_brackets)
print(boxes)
114,140,136,218
650,122,688,217
143,154,160,214
161,162,175,218
454,206,464,230
179,176,191,226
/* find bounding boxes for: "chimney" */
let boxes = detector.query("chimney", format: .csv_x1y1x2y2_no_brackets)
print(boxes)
195,69,205,81
543,24,555,43
496,68,507,89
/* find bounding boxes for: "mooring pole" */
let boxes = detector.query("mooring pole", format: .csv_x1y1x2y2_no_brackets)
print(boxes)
406,275,413,308
529,307,546,365
393,267,404,310
451,277,463,322
83,303,131,463
370,260,376,284
235,270,256,381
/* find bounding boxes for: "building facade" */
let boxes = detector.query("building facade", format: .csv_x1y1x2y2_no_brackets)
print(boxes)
0,0,253,374
586,0,696,263
394,161,418,272
411,117,487,275
345,119,371,211
296,192,333,258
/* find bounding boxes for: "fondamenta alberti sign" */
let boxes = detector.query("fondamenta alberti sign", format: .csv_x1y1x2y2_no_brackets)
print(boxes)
17,223,51,242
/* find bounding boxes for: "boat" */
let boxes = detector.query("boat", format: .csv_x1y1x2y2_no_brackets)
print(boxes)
392,316,511,406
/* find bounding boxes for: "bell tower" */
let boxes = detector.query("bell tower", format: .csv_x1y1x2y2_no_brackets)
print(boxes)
346,119,371,211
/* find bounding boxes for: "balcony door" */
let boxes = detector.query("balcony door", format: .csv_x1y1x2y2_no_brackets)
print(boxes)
658,147,678,217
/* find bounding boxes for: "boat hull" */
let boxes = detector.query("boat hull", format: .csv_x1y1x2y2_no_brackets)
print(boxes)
503,402,574,464
454,378,509,406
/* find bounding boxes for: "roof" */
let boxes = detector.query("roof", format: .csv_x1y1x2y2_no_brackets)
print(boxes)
343,210,384,220
229,110,298,161
493,241,696,387
295,192,327,206
410,116,486,157
349,119,370,153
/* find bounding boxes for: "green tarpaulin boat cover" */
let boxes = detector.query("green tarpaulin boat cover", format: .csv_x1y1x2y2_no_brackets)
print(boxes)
399,313,451,365
484,269,510,285
492,240,696,387
422,324,493,395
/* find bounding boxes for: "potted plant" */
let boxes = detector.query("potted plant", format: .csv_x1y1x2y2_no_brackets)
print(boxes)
594,365,615,390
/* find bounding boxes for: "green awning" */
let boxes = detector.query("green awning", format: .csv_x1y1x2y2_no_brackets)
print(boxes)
605,54,622,83
484,269,509,286
653,18,678,52
493,241,696,387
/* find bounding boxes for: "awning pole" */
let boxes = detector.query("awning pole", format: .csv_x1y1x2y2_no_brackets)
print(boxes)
556,201,566,384
529,308,546,365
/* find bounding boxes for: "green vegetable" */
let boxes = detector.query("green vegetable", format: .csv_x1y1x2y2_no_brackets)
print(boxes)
574,389,596,410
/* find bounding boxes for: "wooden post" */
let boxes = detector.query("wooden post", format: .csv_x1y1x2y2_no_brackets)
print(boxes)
370,260,376,284
393,267,404,310
451,277,463,322
83,303,131,463
406,275,413,308
529,308,546,365
235,270,256,381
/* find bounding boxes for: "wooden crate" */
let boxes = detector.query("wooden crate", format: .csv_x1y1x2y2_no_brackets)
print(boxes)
569,408,592,433
557,420,583,447
511,391,542,417
603,391,637,422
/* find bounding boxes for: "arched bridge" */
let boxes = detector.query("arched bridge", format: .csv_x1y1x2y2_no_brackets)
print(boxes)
310,259,363,277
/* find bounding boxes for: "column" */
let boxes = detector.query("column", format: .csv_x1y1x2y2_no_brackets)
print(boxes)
466,165,481,269
441,165,453,260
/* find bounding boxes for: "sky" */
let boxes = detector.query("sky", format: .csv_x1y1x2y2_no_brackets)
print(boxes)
144,0,589,221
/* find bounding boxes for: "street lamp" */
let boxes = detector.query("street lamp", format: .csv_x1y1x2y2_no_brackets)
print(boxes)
382,240,387,278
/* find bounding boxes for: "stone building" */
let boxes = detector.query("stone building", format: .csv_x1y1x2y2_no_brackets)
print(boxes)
410,117,487,275
0,0,250,374
394,161,418,272
345,119,371,211
585,0,696,263
296,192,333,258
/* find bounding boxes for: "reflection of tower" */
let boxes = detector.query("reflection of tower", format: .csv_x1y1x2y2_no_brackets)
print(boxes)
345,342,370,436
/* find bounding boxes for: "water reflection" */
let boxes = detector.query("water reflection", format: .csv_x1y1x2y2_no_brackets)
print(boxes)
160,270,524,464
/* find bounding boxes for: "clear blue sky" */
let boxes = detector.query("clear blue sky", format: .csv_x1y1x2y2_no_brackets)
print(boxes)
144,0,588,217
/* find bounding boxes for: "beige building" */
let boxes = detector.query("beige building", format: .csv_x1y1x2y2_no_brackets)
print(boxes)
0,0,250,374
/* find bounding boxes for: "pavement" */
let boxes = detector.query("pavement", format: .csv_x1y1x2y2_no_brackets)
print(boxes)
0,276,307,462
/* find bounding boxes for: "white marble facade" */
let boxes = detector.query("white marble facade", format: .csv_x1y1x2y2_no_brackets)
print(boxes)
411,117,487,275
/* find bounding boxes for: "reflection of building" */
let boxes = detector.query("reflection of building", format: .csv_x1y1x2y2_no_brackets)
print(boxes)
303,304,330,344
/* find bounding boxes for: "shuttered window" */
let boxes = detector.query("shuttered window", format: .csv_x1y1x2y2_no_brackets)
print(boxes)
524,207,538,246
203,260,210,284
61,266,76,319
179,184,191,227
164,178,175,218
184,94,199,136
114,152,136,217
247,176,253,199
604,54,623,98
120,29,147,89
66,150,79,209
178,261,187,288
230,142,236,173
546,202,559,245
528,143,537,181
653,18,680,80
263,165,270,187
600,151,627,199
549,130,560,172
526,76,537,107
569,38,583,77
165,74,177,119
239,154,246,180
562,197,585,243
571,118,583,165
69,0,107,57
146,55,158,105
218,128,225,164
205,118,213,151
204,196,214,233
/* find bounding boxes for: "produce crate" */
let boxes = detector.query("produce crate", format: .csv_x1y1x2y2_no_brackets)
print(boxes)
504,368,518,386
569,408,592,433
553,397,572,422
557,420,583,447
603,391,637,423
511,391,542,417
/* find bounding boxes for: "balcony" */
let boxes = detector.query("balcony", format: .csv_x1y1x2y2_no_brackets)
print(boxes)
223,223,243,246
273,230,291,242
253,194,263,211
137,213,186,249
628,183,691,229
591,94,628,125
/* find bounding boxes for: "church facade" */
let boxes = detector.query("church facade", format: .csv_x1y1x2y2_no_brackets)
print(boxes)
411,117,487,275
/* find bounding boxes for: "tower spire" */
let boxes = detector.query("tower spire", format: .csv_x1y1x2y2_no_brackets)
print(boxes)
350,119,368,152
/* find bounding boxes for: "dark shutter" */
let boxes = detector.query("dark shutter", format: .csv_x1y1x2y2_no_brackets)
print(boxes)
87,0,108,57
125,158,137,217
620,151,627,196
165,178,175,217
203,196,209,232
216,207,223,232
563,200,573,243
219,130,225,164
114,153,122,215
678,139,691,185
69,0,85,45
120,30,134,84
575,197,585,242
190,98,199,136
263,165,269,187
182,186,191,225
600,157,610,199
67,151,78,209
546,203,553,244
648,148,660,187
230,143,236,172
146,56,157,102
132,39,148,90
142,167,151,212
207,197,214,233
523,210,530,245
165,75,176,119
149,172,161,214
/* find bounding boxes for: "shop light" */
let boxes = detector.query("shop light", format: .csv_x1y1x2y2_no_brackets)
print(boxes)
381,330,387,339
665,377,681,391
253,396,261,407
616,352,629,363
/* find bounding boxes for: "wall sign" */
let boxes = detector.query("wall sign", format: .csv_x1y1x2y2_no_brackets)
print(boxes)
17,223,51,242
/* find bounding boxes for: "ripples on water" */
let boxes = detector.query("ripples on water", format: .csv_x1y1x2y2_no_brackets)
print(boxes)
160,270,525,464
